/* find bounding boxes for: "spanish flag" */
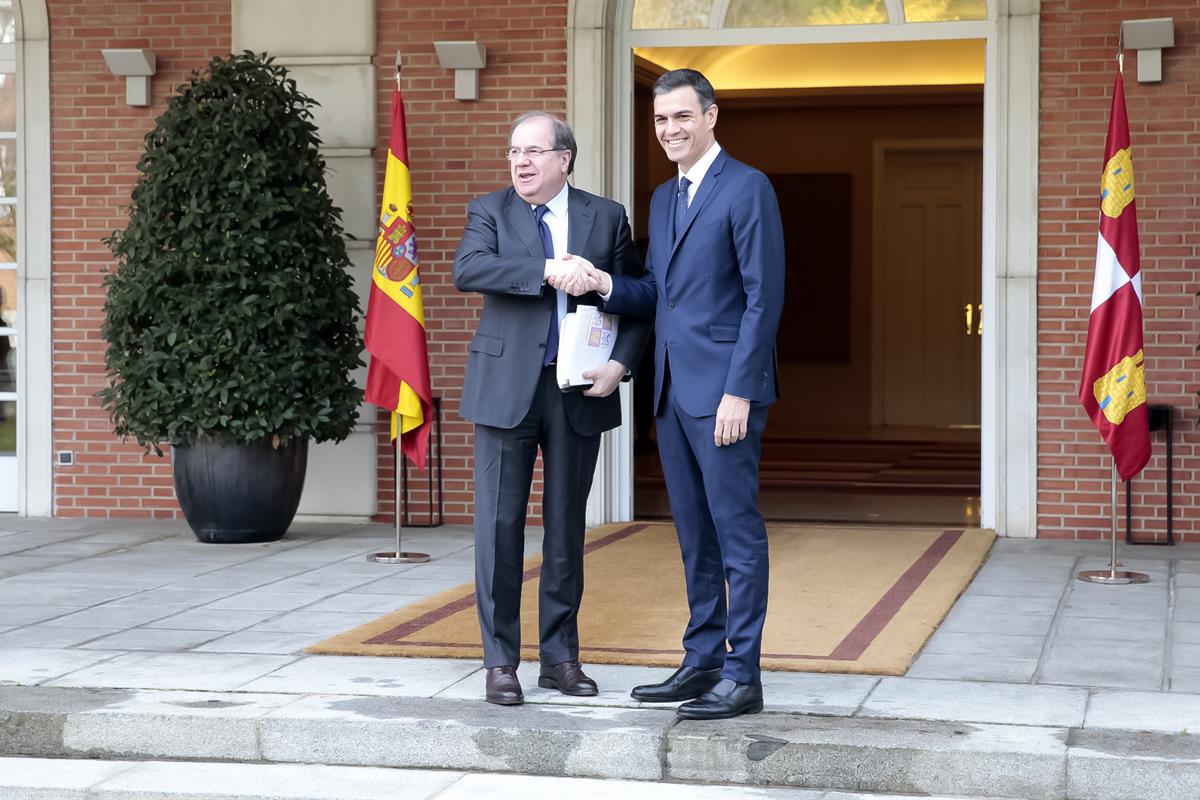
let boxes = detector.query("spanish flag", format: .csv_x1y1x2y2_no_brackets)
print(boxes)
364,87,433,469
1079,69,1151,481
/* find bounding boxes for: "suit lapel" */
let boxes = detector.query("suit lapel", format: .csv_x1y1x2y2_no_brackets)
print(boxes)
566,187,596,312
668,150,727,266
504,189,544,258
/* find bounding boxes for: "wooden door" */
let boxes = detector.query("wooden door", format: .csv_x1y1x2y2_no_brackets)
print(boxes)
879,148,982,427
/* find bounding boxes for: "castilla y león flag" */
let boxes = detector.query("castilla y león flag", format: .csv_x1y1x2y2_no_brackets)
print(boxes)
1079,71,1150,481
364,88,433,469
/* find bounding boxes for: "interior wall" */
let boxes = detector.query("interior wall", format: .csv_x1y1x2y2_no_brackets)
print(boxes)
632,88,983,430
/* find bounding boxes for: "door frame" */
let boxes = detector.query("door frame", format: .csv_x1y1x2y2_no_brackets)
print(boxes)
13,0,52,516
870,138,983,429
567,0,1040,537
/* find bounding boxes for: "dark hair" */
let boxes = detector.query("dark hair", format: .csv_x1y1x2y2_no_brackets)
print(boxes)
652,69,716,112
509,111,577,175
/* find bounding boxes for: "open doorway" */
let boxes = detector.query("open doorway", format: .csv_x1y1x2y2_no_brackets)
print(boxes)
629,41,984,527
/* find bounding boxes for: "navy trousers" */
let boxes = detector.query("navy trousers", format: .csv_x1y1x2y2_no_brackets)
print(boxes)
473,365,601,669
656,364,770,685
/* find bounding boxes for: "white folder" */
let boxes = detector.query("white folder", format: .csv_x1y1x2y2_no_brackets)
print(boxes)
556,304,619,391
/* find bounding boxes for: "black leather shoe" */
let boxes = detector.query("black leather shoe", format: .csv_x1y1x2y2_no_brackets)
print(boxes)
631,665,722,703
537,660,599,696
485,666,523,705
676,678,763,720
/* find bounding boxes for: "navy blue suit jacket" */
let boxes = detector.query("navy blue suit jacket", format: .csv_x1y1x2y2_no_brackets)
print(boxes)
605,150,785,418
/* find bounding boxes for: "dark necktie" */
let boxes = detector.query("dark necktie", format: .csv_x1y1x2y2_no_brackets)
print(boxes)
535,204,558,367
675,176,692,239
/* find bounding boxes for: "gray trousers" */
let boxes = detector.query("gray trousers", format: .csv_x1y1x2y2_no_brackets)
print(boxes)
473,365,602,668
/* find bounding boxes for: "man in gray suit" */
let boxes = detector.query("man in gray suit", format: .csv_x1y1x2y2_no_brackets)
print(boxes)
453,112,649,706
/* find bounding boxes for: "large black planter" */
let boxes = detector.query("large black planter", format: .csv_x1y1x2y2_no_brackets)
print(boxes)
172,436,308,544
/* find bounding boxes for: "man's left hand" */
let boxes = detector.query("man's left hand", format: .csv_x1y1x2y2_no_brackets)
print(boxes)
714,394,750,447
582,360,627,398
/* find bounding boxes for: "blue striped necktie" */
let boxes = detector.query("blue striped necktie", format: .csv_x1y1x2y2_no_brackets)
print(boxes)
675,176,692,240
535,204,558,366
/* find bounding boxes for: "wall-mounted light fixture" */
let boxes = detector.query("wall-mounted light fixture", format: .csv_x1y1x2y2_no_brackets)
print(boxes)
1121,18,1174,83
433,41,486,101
101,48,157,106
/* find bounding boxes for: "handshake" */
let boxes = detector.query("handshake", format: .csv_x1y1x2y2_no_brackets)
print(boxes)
545,255,612,297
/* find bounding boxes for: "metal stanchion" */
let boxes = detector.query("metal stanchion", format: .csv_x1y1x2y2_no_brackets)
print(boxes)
1077,461,1148,585
368,439,430,564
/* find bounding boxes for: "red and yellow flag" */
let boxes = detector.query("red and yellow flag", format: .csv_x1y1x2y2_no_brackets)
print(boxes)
1079,70,1151,481
364,88,433,469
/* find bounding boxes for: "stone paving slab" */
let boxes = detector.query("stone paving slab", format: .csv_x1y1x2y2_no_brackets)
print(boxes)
859,677,1087,728
1085,689,1200,734
0,757,1025,800
6,681,1200,798
666,713,1070,799
1067,728,1200,800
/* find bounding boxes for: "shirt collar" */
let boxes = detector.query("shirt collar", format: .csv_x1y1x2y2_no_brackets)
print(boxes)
531,181,570,218
680,141,722,187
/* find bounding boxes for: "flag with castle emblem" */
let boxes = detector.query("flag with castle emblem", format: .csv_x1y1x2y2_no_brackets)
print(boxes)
364,87,432,469
1079,69,1151,481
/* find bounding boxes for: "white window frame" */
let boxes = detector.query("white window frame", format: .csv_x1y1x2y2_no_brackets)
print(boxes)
13,0,52,516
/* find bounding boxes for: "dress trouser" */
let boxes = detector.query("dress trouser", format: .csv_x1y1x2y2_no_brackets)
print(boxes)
473,365,602,668
655,359,770,685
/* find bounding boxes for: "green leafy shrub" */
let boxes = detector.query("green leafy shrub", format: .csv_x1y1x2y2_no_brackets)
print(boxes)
101,52,363,454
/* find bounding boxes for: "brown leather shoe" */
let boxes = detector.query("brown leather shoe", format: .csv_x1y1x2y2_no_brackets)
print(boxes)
537,660,599,697
485,666,523,705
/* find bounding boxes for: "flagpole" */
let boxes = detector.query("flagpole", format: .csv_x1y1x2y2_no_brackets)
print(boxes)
1077,460,1147,585
368,428,430,565
367,55,429,566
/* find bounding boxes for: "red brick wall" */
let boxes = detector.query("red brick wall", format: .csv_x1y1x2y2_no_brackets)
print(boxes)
1039,1,1200,541
374,0,569,525
48,1,232,517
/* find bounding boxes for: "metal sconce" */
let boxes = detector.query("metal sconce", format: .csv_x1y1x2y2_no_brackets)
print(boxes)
433,40,486,101
1120,18,1174,83
101,48,157,106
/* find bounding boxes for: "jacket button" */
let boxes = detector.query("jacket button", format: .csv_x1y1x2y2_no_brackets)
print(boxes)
667,303,675,310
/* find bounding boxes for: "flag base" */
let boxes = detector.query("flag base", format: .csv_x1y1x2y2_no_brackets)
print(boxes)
1077,569,1149,585
368,551,430,564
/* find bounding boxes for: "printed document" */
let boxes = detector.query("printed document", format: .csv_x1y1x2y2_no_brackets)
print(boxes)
556,305,619,390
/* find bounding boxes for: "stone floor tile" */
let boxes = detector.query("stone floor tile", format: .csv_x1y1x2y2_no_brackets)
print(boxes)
45,651,297,691
861,677,1087,727
77,628,227,652
41,605,179,630
192,631,323,655
147,607,283,631
239,654,481,697
201,590,332,611
905,653,1038,683
1086,689,1200,734
920,631,1047,659
0,626,124,649
247,611,383,635
0,756,137,797
0,647,123,685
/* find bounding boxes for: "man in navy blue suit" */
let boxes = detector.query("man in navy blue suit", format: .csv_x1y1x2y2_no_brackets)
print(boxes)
554,69,784,719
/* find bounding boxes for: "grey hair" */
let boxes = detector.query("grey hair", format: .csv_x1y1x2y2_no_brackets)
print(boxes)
509,111,577,175
651,69,716,112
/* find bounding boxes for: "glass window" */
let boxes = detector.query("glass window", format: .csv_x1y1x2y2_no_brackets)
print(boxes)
725,0,888,27
633,0,715,30
0,1,12,45
0,74,13,132
0,203,14,263
903,0,988,22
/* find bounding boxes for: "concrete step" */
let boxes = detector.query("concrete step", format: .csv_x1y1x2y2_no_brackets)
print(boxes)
0,757,1019,800
1,685,1199,799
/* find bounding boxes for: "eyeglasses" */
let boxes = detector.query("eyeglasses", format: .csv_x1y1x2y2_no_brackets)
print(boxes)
504,146,566,161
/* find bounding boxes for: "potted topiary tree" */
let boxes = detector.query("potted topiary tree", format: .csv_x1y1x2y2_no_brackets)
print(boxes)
100,52,363,544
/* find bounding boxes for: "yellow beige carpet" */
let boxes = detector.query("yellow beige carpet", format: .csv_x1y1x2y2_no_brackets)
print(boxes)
308,522,995,675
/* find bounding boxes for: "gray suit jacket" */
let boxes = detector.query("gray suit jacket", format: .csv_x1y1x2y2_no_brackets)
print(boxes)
453,185,650,436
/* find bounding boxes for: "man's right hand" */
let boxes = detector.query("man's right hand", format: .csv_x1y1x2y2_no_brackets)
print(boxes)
549,255,611,297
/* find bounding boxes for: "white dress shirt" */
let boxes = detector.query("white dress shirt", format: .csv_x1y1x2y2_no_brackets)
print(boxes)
535,181,570,334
